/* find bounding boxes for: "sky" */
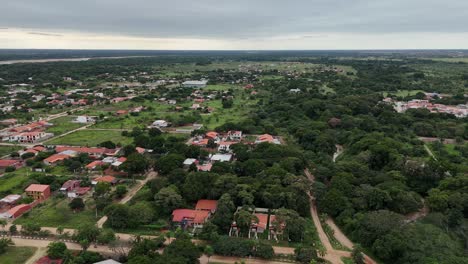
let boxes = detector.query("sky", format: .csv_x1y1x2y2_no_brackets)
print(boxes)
1,0,468,50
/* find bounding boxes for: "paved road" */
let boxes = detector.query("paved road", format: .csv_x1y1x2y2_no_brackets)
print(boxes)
97,170,158,228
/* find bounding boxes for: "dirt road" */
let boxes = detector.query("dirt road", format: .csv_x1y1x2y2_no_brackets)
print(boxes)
97,170,158,227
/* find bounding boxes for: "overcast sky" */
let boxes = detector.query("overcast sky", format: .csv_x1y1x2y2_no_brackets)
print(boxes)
1,0,468,50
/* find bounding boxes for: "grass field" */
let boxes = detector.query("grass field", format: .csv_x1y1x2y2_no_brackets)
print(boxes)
0,247,36,264
0,168,31,195
15,197,99,228
383,89,425,97
46,116,88,135
46,130,133,146
0,145,22,157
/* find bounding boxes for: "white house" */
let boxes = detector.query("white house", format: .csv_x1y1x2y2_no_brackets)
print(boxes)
73,116,95,124
150,120,169,128
182,80,208,88
210,153,233,163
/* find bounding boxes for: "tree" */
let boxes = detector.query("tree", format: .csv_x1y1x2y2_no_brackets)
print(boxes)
294,247,318,264
73,223,100,245
69,197,85,211
199,221,220,241
97,229,116,244
99,140,116,149
164,238,201,264
115,185,128,198
212,194,235,232
154,187,183,215
104,204,131,228
253,242,274,259
155,154,185,175
352,245,365,264
0,238,13,254
47,241,67,259
122,153,148,174
235,209,258,236
9,225,17,235
128,201,155,227
94,182,111,196
204,245,214,263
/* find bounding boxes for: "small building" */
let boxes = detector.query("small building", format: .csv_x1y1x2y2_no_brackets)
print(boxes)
0,159,23,169
172,209,210,229
0,194,22,209
60,180,81,192
195,199,218,213
73,116,95,124
182,80,208,88
210,153,233,163
0,119,17,126
227,130,243,141
115,110,128,116
43,154,72,166
25,184,51,201
255,134,281,145
197,163,213,172
5,204,32,219
150,120,169,128
183,158,197,167
218,141,237,152
92,176,117,185
85,160,104,170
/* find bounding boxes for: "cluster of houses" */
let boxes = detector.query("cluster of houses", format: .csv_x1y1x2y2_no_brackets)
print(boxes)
0,120,54,143
186,131,281,172
229,207,284,241
171,199,217,232
0,183,51,219
384,98,468,118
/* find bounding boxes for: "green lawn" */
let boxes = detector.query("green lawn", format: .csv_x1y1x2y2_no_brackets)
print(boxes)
0,145,22,157
0,247,36,264
15,197,100,228
46,130,133,146
46,116,88,135
0,168,31,195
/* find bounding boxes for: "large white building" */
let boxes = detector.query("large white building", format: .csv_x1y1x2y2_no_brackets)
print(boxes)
182,80,208,88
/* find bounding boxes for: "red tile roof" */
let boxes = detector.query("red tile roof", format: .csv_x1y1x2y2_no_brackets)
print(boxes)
172,209,210,224
206,131,218,139
7,204,31,218
25,184,50,193
195,200,218,211
86,160,104,169
0,159,20,167
94,175,116,183
253,213,270,230
44,154,71,164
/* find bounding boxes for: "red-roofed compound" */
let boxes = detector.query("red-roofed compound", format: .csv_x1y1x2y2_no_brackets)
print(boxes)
172,209,210,229
25,184,50,201
195,200,218,213
55,146,119,158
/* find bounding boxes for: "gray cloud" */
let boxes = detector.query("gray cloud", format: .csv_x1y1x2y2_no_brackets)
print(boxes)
27,32,63,37
1,0,468,39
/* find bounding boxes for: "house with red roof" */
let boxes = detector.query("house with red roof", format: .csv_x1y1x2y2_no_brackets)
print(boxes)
55,146,119,158
255,134,281,145
172,209,211,230
85,160,104,170
196,163,212,172
115,110,128,116
92,176,117,185
0,159,23,170
195,200,218,213
25,184,50,201
5,203,32,219
43,154,71,166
